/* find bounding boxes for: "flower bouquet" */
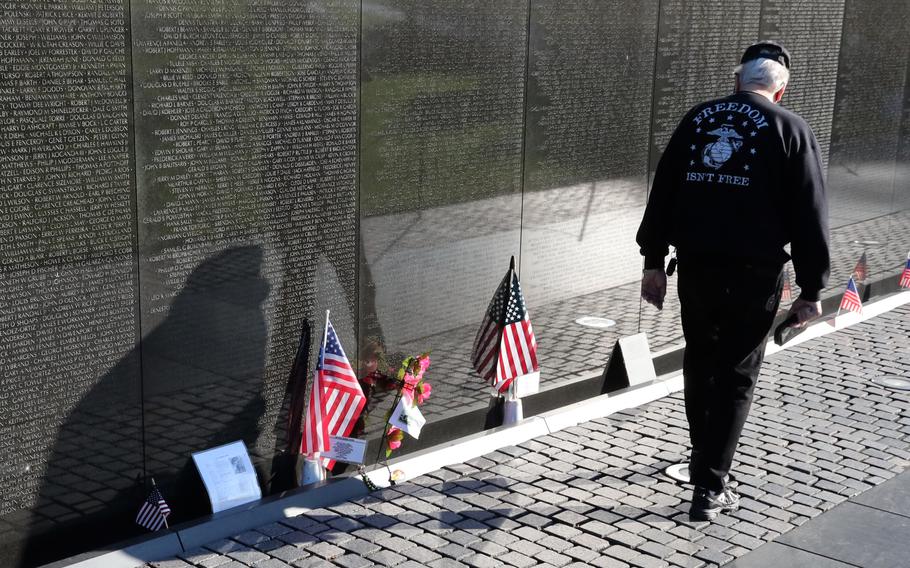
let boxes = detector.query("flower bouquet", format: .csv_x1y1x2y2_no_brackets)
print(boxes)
383,352,431,458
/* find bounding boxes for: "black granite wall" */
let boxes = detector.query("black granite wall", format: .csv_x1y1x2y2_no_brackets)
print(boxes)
1,1,908,565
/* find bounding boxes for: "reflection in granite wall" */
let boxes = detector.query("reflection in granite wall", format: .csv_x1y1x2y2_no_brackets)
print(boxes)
897,57,910,216
827,0,910,229
821,0,910,297
640,0,764,355
0,2,142,566
358,0,529,425
650,0,762,169
131,0,359,523
759,0,846,171
888,14,910,277
519,0,658,386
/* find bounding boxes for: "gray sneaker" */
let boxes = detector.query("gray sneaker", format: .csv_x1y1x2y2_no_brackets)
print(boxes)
689,485,740,521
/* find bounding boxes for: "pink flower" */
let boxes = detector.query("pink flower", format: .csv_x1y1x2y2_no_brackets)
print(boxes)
403,371,419,389
417,382,432,404
387,427,404,451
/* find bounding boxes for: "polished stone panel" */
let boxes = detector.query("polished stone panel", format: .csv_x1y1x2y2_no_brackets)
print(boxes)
895,60,910,215
777,502,910,567
759,0,846,171
852,470,910,517
0,2,141,566
643,0,761,350
727,542,856,568
520,0,658,385
131,0,359,517
359,0,529,429
650,0,762,170
827,0,910,228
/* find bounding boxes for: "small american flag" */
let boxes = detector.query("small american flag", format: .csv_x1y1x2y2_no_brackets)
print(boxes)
781,268,792,303
852,252,868,282
838,276,863,315
136,486,170,531
303,316,366,469
900,254,910,289
471,258,538,393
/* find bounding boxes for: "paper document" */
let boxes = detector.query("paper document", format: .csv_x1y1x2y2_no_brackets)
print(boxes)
192,440,262,513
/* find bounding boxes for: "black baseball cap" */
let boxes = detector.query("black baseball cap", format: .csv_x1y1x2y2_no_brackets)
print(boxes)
741,40,790,69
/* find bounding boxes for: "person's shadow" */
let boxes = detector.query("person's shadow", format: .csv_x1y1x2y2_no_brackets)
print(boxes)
14,245,272,568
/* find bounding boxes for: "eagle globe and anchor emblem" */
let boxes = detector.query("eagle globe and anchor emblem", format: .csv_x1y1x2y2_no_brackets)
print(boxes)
701,124,744,169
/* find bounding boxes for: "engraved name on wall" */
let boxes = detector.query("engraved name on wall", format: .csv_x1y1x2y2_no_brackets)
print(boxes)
0,0,139,521
131,0,358,473
759,0,846,171
651,0,761,170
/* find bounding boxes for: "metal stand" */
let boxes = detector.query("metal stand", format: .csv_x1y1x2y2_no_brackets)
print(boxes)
300,457,327,486
502,382,523,426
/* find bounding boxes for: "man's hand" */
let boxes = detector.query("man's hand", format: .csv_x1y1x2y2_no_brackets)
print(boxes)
787,297,822,328
641,268,667,310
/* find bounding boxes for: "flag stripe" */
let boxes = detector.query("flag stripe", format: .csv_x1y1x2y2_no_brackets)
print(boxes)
839,277,863,314
473,321,500,380
781,268,792,302
514,321,534,373
506,324,529,375
136,488,170,532
502,327,520,376
499,333,513,382
522,319,538,368
472,319,499,365
338,397,366,437
512,325,530,375
321,372,359,385
326,391,349,432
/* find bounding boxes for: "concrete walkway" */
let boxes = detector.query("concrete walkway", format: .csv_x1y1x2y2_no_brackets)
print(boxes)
728,469,910,567
146,304,910,568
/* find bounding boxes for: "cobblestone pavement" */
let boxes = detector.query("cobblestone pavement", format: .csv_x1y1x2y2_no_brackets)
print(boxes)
147,302,910,568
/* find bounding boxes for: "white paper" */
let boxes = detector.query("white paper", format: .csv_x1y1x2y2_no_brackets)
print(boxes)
192,440,262,513
322,436,367,465
389,397,426,439
618,332,657,386
513,371,540,398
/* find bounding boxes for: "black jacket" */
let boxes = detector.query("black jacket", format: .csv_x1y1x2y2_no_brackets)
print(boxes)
636,91,830,301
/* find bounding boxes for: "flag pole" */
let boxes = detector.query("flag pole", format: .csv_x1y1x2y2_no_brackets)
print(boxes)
373,348,412,482
503,255,516,336
317,308,331,458
496,257,515,398
374,384,405,484
835,278,847,320
320,308,330,458
302,311,331,485
323,309,331,345
151,477,169,530
502,255,523,426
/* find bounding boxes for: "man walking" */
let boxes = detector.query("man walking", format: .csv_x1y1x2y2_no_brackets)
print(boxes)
636,41,830,521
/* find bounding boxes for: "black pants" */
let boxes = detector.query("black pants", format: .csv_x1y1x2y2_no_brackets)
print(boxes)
677,260,783,492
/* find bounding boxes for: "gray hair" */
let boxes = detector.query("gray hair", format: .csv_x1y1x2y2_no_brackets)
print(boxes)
734,58,790,92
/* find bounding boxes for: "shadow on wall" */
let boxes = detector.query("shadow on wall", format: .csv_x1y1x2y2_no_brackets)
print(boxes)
15,246,274,568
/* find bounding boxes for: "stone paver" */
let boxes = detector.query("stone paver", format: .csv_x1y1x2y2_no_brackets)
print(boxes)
147,304,910,567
